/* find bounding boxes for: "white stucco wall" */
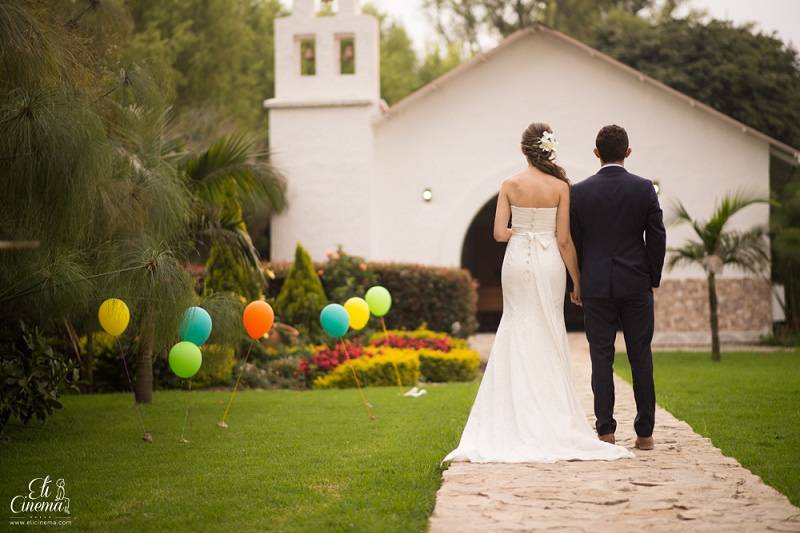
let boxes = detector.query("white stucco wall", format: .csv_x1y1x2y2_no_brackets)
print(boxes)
373,30,771,280
269,104,379,261
267,1,380,262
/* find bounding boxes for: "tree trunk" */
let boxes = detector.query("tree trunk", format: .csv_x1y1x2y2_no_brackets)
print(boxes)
708,272,721,362
85,331,94,393
134,318,154,403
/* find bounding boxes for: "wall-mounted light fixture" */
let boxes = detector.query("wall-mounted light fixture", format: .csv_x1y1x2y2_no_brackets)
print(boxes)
422,188,433,202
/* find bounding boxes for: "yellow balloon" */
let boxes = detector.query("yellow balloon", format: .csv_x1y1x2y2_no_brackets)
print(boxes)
344,297,370,331
98,298,130,337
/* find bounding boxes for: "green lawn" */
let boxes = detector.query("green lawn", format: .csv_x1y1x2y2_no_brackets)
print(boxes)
615,350,800,506
0,383,479,532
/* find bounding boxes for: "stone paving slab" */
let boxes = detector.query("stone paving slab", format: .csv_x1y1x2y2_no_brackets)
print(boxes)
433,334,800,532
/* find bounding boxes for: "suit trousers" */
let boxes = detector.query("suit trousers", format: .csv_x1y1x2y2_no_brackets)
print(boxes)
582,291,655,438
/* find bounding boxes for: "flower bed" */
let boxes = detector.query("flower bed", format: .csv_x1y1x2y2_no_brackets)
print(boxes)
307,328,482,388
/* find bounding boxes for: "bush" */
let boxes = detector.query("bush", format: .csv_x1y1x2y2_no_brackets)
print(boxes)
419,349,480,382
265,257,478,338
1,322,78,430
319,246,378,302
192,344,235,387
274,244,328,342
371,263,478,337
238,357,306,390
313,349,420,389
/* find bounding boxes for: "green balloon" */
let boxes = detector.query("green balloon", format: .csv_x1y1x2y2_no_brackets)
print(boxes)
169,341,202,379
365,286,392,317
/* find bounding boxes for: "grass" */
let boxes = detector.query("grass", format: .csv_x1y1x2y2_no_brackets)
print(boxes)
615,350,800,506
0,383,479,532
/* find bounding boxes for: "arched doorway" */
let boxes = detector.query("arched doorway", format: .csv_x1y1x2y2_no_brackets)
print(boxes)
460,195,585,332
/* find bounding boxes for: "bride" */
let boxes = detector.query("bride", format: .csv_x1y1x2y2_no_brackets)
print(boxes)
442,123,633,463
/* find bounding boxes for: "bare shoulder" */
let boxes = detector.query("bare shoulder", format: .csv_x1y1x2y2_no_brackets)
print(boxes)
501,172,525,192
543,175,569,197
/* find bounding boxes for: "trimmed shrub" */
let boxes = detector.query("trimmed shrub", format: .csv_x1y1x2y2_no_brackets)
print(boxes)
419,349,480,382
274,244,328,341
193,344,235,387
204,242,263,300
313,349,419,389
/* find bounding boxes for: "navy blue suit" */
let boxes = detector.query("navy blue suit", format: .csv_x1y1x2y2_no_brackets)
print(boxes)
570,165,666,437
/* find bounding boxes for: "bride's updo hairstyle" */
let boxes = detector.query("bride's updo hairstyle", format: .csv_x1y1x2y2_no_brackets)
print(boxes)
521,122,569,185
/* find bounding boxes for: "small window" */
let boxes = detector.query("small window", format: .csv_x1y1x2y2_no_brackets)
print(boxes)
339,36,355,75
300,37,316,76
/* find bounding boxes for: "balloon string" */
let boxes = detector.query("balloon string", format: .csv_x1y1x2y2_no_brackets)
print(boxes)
180,380,192,442
342,339,374,420
221,342,254,425
380,318,404,389
116,337,148,435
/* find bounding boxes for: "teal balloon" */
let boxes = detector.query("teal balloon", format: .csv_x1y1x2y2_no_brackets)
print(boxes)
179,306,212,346
169,341,202,379
365,286,392,317
320,303,350,338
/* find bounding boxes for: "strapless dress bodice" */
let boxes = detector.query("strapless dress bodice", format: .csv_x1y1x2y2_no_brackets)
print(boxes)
510,205,556,234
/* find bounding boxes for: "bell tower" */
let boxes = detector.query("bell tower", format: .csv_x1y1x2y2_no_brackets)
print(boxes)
265,0,381,262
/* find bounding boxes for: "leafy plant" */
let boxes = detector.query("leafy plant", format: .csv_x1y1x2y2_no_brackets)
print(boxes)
1,322,78,430
668,191,770,361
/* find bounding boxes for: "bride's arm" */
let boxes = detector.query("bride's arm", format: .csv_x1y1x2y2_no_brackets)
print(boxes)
556,183,581,303
493,182,512,242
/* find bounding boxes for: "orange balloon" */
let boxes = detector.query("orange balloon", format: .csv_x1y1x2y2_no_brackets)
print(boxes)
243,301,274,340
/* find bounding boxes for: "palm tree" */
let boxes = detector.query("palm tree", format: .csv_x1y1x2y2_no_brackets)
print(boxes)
183,134,287,299
668,191,770,361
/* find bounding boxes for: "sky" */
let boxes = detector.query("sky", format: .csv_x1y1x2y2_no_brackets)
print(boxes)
318,0,800,54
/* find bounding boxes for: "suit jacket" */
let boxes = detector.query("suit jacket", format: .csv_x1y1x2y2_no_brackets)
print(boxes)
569,165,666,299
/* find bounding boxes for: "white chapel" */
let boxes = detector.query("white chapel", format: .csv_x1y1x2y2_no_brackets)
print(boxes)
264,0,800,342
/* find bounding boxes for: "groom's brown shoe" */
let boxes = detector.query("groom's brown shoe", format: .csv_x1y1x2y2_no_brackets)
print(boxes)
635,436,655,450
599,433,615,445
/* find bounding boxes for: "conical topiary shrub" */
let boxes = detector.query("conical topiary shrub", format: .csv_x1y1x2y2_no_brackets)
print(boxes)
275,243,328,341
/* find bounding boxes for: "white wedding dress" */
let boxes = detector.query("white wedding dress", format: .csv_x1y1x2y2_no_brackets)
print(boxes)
443,206,633,463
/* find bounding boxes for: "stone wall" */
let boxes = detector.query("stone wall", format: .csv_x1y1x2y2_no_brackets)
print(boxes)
654,278,772,345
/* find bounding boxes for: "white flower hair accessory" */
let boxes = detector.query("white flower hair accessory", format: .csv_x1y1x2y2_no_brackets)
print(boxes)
538,131,558,161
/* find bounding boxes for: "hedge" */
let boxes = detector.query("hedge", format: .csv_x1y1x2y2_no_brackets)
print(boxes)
265,261,478,337
418,349,480,382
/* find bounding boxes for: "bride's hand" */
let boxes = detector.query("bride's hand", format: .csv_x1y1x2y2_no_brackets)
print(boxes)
570,283,582,306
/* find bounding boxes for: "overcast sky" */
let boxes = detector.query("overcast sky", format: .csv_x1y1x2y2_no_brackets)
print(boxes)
327,0,800,54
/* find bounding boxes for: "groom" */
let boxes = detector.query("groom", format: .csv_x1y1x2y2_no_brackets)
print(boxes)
569,125,666,450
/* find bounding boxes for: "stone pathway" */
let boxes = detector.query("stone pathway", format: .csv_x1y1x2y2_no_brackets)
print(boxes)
432,334,800,532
